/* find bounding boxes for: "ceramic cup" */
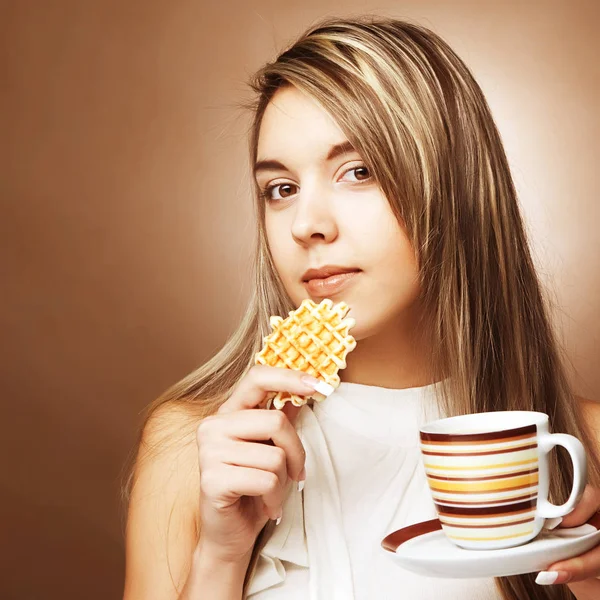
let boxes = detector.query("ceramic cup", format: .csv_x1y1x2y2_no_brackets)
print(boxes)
419,411,587,550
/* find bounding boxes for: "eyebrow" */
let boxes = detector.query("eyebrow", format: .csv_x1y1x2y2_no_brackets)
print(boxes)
253,140,357,177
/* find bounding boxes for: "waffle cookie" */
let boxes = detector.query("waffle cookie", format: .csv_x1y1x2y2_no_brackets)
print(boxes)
254,298,357,409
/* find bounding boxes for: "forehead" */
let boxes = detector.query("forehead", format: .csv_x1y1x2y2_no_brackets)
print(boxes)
257,86,346,157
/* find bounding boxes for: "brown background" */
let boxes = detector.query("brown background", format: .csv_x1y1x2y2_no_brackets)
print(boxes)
2,1,599,598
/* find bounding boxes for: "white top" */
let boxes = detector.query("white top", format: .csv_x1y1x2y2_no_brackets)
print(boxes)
247,381,503,599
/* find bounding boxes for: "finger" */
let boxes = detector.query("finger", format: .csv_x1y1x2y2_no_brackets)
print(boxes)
272,401,307,482
200,464,286,519
202,409,306,481
559,485,600,528
543,540,600,583
220,440,289,490
218,365,328,414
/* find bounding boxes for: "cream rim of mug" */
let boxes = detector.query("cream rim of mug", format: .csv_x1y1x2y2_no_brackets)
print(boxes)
420,410,549,435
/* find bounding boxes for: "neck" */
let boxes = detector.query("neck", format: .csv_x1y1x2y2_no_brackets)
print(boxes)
340,307,436,390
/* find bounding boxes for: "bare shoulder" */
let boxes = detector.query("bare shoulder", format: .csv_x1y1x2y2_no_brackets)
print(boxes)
123,401,204,600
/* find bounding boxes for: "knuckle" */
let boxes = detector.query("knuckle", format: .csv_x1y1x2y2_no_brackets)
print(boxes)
197,442,218,468
196,416,216,441
556,557,582,578
196,420,209,442
249,364,265,380
199,469,218,497
272,409,288,431
263,471,280,494
272,447,287,471
571,557,585,574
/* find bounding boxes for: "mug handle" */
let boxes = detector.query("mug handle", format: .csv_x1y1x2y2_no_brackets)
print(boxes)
537,433,588,519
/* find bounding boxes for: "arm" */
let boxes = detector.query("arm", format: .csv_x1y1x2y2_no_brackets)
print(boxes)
177,540,252,600
123,404,250,600
124,366,311,599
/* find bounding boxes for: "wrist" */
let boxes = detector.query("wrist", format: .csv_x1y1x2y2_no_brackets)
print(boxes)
180,540,252,600
194,538,253,573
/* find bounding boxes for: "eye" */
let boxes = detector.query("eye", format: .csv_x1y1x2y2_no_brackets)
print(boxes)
340,164,372,183
259,182,298,203
259,164,373,203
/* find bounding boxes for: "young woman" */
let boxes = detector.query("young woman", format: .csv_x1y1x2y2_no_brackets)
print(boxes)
122,15,600,600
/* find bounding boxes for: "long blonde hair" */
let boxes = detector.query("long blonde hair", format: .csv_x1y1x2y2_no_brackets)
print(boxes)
122,14,600,599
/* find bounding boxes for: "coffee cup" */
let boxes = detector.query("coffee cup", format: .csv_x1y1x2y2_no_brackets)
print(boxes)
419,411,587,550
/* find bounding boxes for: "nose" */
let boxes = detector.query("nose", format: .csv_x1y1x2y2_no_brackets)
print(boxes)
291,183,338,246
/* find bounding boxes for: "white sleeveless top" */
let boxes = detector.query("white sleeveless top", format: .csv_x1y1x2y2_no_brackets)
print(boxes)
246,381,503,599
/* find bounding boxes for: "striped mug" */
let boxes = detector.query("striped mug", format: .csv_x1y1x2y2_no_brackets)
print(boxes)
419,411,587,550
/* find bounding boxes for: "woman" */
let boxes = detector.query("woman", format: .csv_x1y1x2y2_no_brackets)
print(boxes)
122,15,600,600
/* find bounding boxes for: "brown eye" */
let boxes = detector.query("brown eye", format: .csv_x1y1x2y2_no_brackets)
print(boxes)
261,183,298,202
277,184,297,197
353,166,370,181
342,165,372,183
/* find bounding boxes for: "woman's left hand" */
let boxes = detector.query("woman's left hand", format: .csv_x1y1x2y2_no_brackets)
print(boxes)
535,484,600,599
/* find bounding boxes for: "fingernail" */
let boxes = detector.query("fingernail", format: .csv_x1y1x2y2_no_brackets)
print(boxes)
544,517,563,530
535,571,559,585
297,467,306,491
301,376,334,396
275,508,283,526
535,570,570,585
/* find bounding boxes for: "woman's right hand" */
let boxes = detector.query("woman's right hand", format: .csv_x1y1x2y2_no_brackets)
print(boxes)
195,365,321,563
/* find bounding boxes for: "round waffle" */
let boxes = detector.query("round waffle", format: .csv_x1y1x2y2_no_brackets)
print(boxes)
254,298,357,409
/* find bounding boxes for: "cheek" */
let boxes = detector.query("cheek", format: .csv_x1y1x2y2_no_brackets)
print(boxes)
360,219,421,310
385,229,420,297
265,223,295,281
361,207,418,277
349,242,421,340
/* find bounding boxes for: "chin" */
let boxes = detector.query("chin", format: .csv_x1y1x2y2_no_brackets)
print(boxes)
346,300,416,342
337,303,380,341
289,292,402,340
344,317,382,342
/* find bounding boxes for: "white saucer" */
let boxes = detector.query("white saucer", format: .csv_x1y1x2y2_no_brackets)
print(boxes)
381,515,600,578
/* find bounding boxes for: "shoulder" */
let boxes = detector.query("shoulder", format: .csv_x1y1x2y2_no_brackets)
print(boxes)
138,401,201,459
124,401,204,599
134,401,202,498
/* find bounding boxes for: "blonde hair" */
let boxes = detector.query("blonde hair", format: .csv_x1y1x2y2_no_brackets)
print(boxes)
122,14,600,599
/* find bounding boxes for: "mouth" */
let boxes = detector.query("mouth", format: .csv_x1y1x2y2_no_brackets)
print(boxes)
302,269,361,297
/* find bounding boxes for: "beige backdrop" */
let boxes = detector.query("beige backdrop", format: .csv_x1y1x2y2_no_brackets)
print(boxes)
2,0,599,598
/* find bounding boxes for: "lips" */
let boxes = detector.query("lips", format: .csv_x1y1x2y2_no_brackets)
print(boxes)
302,269,361,297
302,266,361,282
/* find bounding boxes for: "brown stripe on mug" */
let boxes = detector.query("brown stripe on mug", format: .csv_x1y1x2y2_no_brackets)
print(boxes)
435,498,537,516
421,443,537,457
427,468,539,482
420,424,537,443
433,493,538,506
420,432,537,446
